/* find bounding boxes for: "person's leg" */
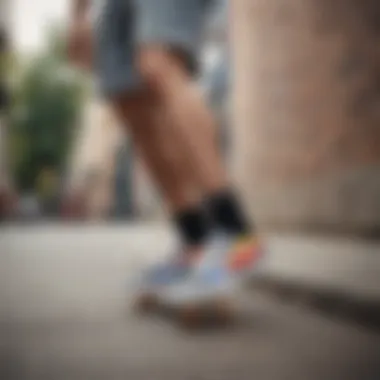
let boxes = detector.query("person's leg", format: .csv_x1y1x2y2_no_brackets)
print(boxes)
113,90,210,249
136,48,228,195
133,47,263,307
95,0,211,251
128,0,264,305
134,0,252,236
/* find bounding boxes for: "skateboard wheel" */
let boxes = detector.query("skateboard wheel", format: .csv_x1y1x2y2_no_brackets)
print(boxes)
133,293,158,314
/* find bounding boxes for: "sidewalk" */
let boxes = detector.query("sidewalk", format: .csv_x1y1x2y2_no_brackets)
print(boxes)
3,222,379,380
2,223,379,329
3,223,379,300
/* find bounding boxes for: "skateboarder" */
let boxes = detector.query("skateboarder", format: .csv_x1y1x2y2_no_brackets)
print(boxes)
68,0,264,308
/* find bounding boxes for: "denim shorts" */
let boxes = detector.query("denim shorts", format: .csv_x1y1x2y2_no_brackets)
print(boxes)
95,0,217,98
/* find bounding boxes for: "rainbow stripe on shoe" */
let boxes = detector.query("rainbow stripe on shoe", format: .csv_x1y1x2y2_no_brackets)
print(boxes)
227,236,264,274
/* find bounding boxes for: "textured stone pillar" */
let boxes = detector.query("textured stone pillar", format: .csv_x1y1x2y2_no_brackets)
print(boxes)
231,0,380,233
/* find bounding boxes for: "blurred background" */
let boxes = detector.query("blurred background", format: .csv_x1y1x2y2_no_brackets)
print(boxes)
1,1,379,379
0,0,230,223
1,0,379,235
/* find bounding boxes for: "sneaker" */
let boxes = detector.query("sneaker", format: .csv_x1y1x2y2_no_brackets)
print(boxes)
135,246,201,298
159,233,264,306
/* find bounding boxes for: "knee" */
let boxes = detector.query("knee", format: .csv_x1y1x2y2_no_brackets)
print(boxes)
136,47,186,92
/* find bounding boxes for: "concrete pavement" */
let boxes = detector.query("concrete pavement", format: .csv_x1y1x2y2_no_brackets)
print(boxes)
1,224,379,380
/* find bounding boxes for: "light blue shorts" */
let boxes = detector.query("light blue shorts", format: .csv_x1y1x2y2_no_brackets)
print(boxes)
95,0,217,98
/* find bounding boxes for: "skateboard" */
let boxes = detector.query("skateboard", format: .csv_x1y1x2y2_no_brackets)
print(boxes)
173,297,236,329
133,289,237,328
132,239,266,328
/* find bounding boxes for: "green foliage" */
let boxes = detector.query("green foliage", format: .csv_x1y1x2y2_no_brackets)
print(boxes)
9,28,86,193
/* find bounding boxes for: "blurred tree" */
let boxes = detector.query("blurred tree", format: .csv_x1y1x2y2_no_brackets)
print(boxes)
9,27,86,195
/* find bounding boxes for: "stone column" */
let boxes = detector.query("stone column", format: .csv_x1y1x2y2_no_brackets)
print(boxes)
231,0,380,233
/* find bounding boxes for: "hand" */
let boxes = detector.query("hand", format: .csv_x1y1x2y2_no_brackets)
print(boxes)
67,19,93,71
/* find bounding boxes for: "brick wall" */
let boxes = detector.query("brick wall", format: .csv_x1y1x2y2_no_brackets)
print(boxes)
231,0,380,233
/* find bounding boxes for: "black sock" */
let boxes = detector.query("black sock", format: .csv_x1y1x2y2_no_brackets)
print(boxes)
174,208,210,248
206,189,252,235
